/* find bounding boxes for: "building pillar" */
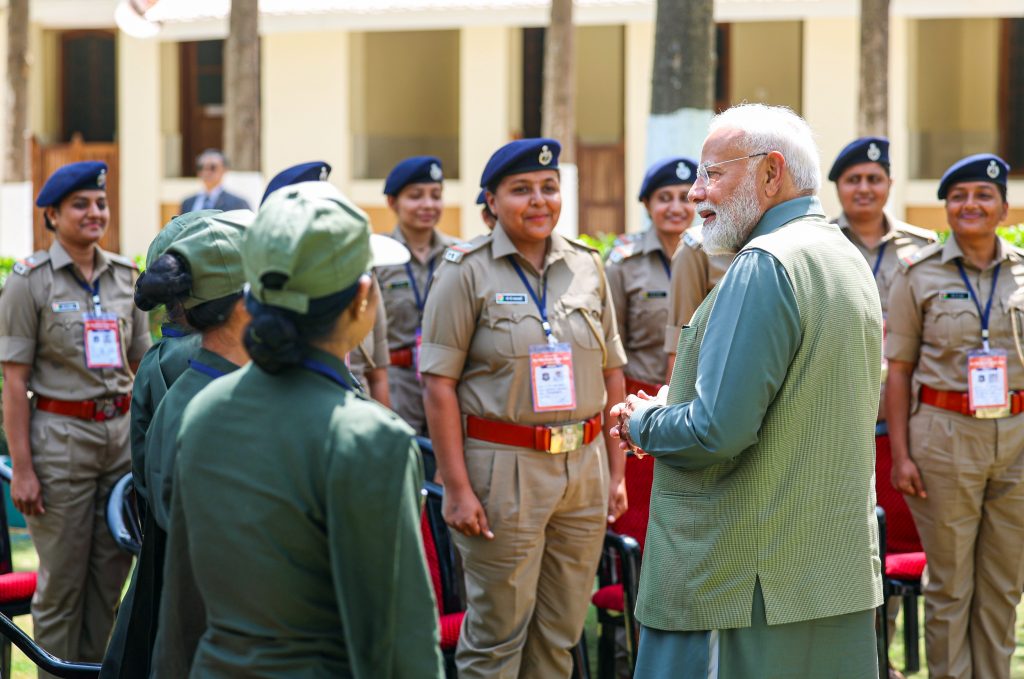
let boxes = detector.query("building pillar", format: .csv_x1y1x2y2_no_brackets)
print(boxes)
459,25,511,240
117,33,161,257
624,20,653,234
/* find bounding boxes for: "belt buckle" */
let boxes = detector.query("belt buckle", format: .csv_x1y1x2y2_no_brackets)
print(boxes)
547,423,583,454
95,398,119,421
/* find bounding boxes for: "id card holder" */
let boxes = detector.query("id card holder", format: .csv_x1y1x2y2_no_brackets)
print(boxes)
529,342,576,412
83,313,124,369
967,348,1010,418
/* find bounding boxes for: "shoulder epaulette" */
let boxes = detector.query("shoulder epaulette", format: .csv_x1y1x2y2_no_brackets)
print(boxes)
12,251,50,276
894,221,939,243
442,234,491,264
682,226,704,248
108,252,140,270
898,240,943,270
607,241,637,264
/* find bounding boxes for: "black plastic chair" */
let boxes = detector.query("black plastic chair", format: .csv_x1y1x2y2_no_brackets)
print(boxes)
106,472,143,556
593,530,642,678
0,613,100,678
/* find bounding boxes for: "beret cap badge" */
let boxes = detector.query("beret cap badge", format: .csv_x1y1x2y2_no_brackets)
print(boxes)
867,143,881,162
676,162,692,181
97,169,107,188
987,160,1000,179
538,145,553,166
429,162,443,181
319,166,329,181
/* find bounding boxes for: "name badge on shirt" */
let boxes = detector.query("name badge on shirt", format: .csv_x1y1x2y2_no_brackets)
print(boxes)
386,281,411,290
83,313,123,369
967,348,1009,418
51,301,80,313
643,290,668,299
495,293,528,305
529,343,576,412
941,291,970,300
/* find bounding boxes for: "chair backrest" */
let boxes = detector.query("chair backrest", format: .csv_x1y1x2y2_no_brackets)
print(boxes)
105,473,143,556
609,453,654,553
874,434,922,554
421,480,463,616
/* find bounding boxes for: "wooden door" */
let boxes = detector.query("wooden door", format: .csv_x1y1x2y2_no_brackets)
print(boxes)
32,135,120,253
577,143,626,237
179,40,225,176
61,31,117,143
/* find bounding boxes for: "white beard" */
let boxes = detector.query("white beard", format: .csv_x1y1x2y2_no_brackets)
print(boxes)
698,169,764,255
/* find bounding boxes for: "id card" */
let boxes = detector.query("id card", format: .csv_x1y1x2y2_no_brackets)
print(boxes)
967,348,1009,418
83,313,123,369
529,342,576,412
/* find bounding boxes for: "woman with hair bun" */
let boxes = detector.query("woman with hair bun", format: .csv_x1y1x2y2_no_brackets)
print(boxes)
102,209,255,678
169,181,444,677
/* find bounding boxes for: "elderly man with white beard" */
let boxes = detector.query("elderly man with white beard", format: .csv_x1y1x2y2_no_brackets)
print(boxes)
611,104,884,678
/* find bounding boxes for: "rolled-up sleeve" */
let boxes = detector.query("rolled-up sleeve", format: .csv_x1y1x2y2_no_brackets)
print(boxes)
0,274,39,364
631,249,801,469
883,271,921,364
419,261,479,380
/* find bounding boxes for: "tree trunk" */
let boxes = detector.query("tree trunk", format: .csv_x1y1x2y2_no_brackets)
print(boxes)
651,0,715,115
4,0,30,182
858,0,889,136
224,0,260,171
541,0,575,163
647,0,716,163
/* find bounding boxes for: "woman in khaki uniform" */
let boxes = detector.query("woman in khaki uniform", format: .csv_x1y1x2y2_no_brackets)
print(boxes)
886,153,1024,679
606,157,696,396
420,138,628,679
0,162,151,672
376,156,453,435
347,278,391,404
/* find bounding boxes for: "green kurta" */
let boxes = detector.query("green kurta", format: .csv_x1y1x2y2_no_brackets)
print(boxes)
173,349,443,678
129,330,202,504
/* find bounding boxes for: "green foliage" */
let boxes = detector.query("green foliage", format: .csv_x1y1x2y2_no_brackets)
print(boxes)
0,257,16,287
934,225,1023,247
579,232,628,261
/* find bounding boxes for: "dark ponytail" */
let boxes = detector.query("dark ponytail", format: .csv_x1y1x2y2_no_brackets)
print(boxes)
244,277,362,374
134,253,192,311
185,293,243,331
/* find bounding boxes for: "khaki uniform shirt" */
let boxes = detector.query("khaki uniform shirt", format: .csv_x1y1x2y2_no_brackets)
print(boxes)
0,240,151,400
419,223,627,425
606,229,672,386
664,226,734,353
834,213,938,316
375,227,454,351
347,278,389,390
886,236,1024,393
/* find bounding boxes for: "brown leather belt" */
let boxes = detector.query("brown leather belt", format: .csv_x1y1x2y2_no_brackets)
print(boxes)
36,394,131,422
920,385,1023,418
625,377,662,397
466,414,603,454
390,347,414,369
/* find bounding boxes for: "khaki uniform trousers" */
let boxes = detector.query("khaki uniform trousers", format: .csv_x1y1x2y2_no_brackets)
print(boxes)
905,404,1024,679
26,409,133,676
453,437,609,679
388,365,427,436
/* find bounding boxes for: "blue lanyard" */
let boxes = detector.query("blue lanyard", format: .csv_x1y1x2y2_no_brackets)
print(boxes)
301,358,354,392
161,325,188,339
404,257,437,313
655,250,672,280
75,277,102,313
871,241,888,279
188,359,229,380
509,258,554,343
955,260,1002,351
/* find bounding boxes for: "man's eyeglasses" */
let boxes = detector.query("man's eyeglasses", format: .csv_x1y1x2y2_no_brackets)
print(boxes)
197,163,222,172
696,152,769,185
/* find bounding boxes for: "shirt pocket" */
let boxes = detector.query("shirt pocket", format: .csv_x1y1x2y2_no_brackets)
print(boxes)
627,290,669,350
923,297,978,349
481,303,538,358
559,293,604,352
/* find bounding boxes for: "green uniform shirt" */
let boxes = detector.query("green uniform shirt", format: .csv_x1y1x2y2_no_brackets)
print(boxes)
130,332,201,504
174,348,443,678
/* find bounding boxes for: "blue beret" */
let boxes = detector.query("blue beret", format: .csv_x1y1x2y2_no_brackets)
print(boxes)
383,156,444,197
638,157,698,201
828,137,889,182
475,189,487,205
261,161,331,206
480,138,560,191
937,153,1009,200
36,161,108,207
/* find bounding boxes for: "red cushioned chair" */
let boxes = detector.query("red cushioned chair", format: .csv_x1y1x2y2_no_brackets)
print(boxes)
591,452,650,679
875,430,926,674
0,458,37,677
417,438,590,678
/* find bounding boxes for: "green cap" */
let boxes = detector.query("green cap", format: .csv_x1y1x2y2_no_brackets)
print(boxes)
145,209,221,267
244,181,409,313
166,209,255,309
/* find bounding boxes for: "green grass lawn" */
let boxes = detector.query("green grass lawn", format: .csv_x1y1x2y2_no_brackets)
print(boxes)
6,533,1024,678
